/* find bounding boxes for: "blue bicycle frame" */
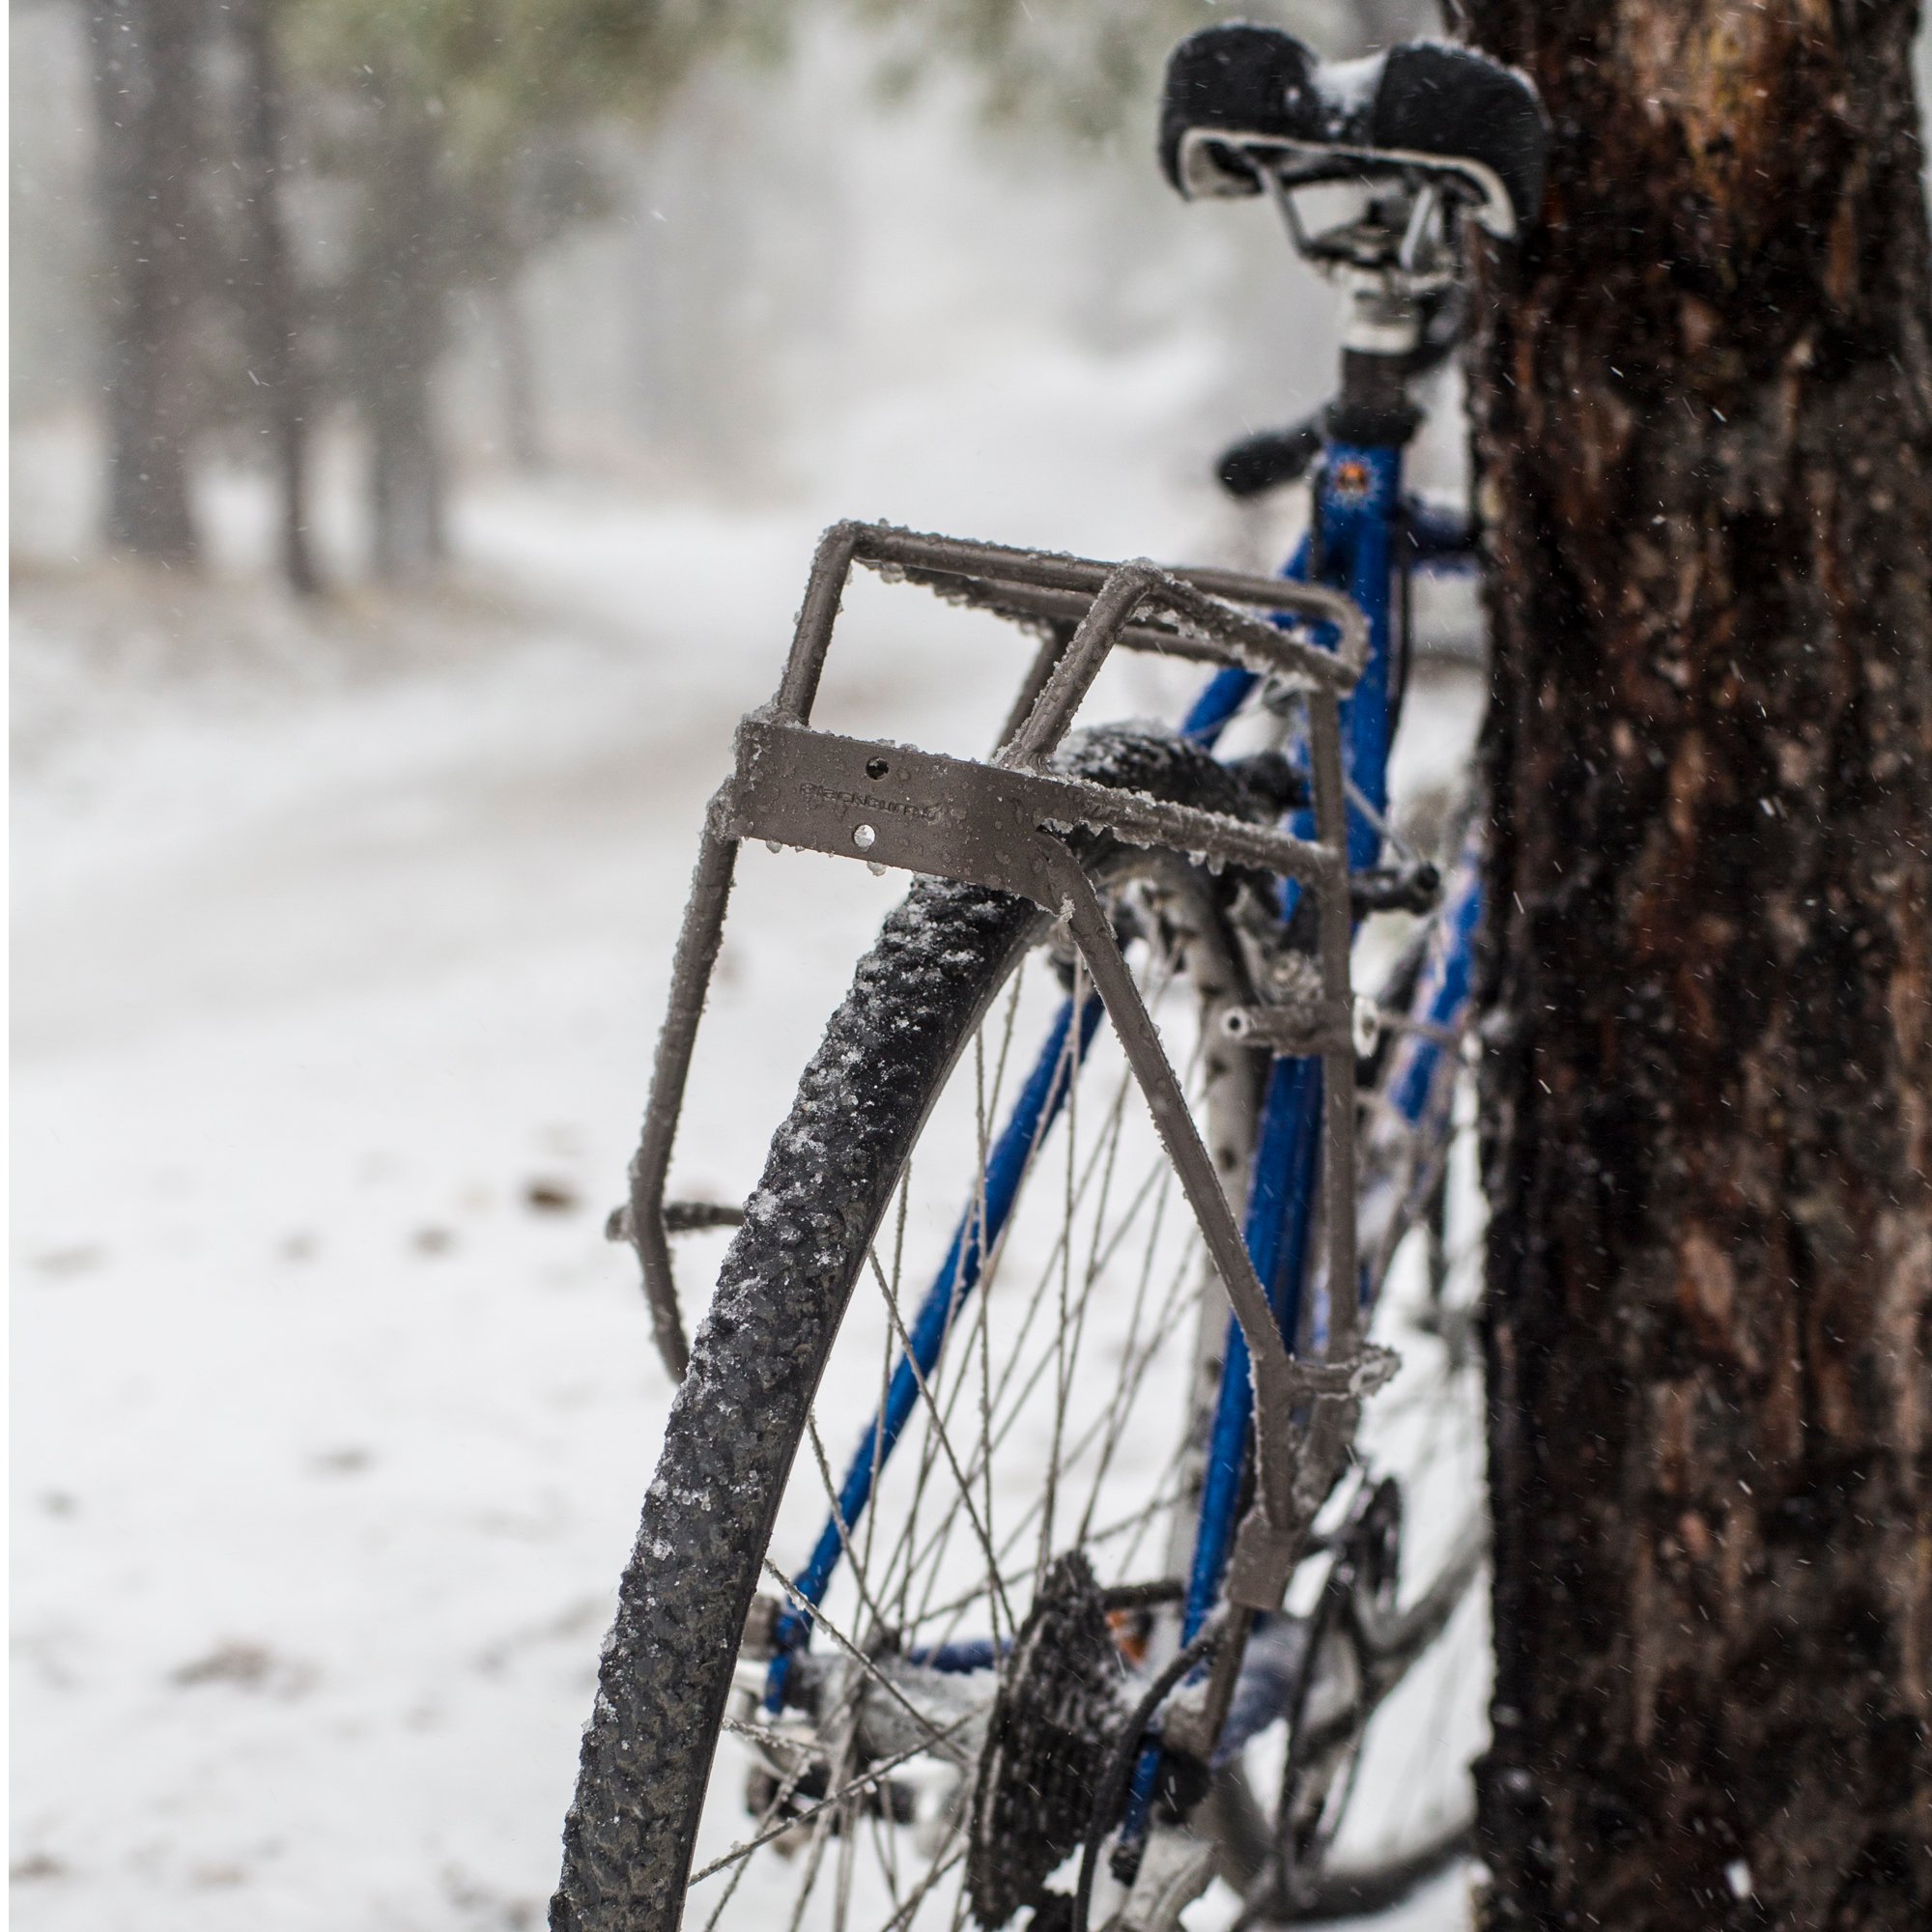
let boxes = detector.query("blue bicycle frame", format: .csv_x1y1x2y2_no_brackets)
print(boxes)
764,422,1483,1721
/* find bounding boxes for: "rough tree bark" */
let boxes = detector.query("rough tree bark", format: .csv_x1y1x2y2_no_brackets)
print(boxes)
1463,2,1932,1926
230,0,318,595
85,0,206,560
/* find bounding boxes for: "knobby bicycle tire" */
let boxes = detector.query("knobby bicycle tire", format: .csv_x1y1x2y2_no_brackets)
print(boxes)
552,725,1273,1932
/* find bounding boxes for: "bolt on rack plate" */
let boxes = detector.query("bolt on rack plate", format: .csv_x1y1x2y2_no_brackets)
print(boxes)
612,519,1391,1609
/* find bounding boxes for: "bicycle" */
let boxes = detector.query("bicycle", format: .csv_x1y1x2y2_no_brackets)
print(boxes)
554,25,1547,1932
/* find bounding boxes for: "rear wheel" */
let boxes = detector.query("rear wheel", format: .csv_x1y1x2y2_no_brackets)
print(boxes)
553,728,1273,1932
553,729,1491,1932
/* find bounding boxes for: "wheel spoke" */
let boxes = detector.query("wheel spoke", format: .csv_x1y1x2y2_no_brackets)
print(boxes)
864,1249,1018,1642
762,1561,964,1760
885,952,1202,1642
691,1711,979,1888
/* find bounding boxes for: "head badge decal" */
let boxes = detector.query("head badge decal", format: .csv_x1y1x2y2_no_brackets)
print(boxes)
1328,455,1378,508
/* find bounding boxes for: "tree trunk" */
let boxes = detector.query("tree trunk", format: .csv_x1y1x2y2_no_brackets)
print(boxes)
85,0,205,561
230,0,318,595
368,365,446,581
351,72,447,583
492,276,544,473
1463,2,1932,1926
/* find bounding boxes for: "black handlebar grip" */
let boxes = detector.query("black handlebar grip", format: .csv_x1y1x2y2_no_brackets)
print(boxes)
1215,418,1325,498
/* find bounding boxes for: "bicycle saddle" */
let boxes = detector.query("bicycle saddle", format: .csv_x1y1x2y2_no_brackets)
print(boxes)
1159,25,1547,238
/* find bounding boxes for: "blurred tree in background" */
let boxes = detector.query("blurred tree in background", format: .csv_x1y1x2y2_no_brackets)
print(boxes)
85,0,206,562
282,0,788,581
74,0,1434,589
81,0,787,584
224,0,315,591
50,0,1932,590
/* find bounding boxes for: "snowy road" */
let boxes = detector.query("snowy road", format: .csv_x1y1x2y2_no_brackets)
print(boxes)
12,485,968,1928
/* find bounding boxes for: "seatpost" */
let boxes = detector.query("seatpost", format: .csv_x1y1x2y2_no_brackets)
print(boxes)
1331,270,1423,448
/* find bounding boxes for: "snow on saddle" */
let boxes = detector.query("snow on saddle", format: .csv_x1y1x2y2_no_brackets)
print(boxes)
1159,23,1548,239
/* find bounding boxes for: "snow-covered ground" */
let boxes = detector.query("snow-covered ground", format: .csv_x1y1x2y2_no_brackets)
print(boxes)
13,346,1481,1929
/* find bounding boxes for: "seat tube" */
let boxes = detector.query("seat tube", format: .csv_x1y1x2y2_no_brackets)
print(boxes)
1318,436,1403,867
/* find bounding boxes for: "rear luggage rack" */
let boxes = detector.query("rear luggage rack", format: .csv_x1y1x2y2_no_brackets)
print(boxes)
616,520,1386,1608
